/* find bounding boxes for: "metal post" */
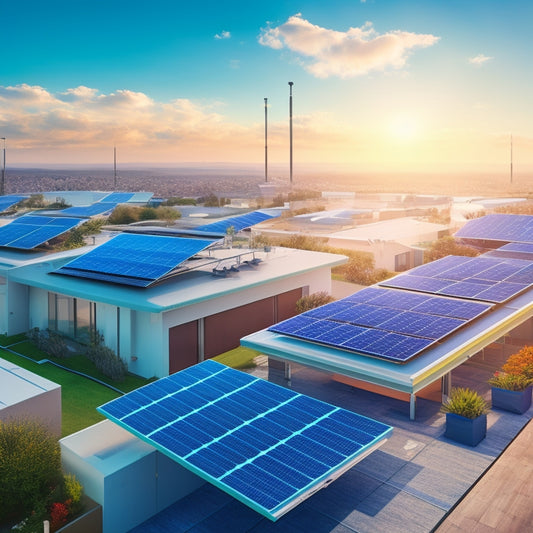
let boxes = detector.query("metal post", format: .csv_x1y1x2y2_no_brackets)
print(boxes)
0,137,5,196
288,82,293,184
409,393,416,420
114,146,117,190
264,98,268,183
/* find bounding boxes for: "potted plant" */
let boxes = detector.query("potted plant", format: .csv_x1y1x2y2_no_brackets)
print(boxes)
488,346,533,414
441,387,489,446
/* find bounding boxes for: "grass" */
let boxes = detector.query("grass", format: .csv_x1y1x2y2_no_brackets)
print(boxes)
1,334,261,437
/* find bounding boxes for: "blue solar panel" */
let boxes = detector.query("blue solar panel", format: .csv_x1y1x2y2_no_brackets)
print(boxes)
97,360,392,521
54,233,216,286
0,195,26,212
381,255,532,303
0,215,83,249
195,210,280,235
455,214,533,244
59,202,117,217
268,286,492,363
100,192,135,203
485,242,533,261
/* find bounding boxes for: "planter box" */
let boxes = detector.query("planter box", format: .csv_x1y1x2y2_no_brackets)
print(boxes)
491,386,532,414
445,412,487,446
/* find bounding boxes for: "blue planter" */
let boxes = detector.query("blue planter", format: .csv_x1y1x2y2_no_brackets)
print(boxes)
491,386,532,414
445,412,487,446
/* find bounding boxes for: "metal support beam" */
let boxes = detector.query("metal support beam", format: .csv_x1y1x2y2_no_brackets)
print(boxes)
410,394,416,420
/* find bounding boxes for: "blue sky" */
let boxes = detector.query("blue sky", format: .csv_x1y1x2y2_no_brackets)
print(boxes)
1,0,532,175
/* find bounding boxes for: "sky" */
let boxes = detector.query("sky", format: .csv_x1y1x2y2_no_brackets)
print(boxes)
1,0,532,176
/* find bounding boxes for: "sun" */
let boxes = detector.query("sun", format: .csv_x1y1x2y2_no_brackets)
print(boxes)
388,115,419,142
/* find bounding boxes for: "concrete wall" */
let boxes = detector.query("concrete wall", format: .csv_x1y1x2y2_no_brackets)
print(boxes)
6,280,29,335
60,421,205,533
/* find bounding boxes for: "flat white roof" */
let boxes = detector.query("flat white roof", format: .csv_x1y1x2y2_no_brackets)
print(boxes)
0,357,60,409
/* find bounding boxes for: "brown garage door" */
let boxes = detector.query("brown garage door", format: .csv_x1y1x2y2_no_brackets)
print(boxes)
168,320,198,374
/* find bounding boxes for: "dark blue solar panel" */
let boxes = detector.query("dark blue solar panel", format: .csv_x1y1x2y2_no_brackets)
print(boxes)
98,360,392,521
195,210,280,235
268,285,493,363
54,233,216,286
455,214,533,244
0,195,26,212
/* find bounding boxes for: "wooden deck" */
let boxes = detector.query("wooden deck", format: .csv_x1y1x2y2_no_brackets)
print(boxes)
435,417,533,532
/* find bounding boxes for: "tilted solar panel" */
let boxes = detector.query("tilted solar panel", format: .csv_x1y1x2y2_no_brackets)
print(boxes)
54,233,216,286
455,214,533,244
195,210,280,235
0,195,26,212
98,360,392,521
0,215,83,249
380,255,532,303
59,202,117,217
268,286,492,363
100,192,135,203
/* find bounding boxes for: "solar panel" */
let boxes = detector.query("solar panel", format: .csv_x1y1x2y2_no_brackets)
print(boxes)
97,360,392,521
455,214,533,244
54,233,216,286
195,210,280,235
268,286,491,363
485,242,533,261
100,192,135,203
0,195,26,212
0,215,83,249
381,255,532,303
58,202,117,217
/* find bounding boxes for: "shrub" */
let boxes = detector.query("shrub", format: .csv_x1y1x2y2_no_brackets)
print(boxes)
424,236,479,262
296,292,335,313
441,387,489,419
27,328,69,359
86,333,128,381
0,419,62,523
502,346,533,380
488,372,532,391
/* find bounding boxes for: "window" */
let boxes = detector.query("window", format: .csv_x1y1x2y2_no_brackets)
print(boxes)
48,293,96,344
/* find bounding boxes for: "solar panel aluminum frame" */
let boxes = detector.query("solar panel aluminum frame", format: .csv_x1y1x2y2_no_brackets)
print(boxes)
97,360,393,521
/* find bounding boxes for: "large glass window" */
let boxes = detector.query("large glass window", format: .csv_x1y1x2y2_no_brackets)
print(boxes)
48,293,96,344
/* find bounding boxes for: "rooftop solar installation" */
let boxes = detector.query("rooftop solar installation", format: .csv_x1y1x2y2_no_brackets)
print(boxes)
485,243,533,261
195,210,280,235
99,192,135,203
0,195,26,212
58,202,117,217
380,255,533,304
268,286,492,363
454,214,533,244
0,215,83,249
54,233,217,287
97,359,392,521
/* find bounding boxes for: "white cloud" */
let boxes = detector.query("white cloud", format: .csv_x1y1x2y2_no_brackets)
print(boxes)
214,30,231,40
258,14,439,78
468,54,493,66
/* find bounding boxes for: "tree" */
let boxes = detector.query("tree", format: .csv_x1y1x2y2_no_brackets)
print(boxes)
424,236,479,262
0,419,61,523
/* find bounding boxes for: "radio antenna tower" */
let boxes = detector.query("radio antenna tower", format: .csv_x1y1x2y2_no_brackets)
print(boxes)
510,134,513,185
114,146,117,189
288,82,294,184
264,98,268,183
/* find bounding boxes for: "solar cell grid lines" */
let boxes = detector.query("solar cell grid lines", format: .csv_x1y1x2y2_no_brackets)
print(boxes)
195,210,279,235
268,286,492,363
455,214,533,244
381,255,533,304
98,360,392,521
55,233,217,287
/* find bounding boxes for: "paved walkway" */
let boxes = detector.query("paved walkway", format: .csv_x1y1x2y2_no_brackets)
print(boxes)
434,417,533,532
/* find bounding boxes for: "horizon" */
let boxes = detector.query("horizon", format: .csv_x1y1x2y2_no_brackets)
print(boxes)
1,1,532,176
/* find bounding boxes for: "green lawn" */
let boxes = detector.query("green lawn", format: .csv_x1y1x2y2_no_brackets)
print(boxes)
1,335,261,438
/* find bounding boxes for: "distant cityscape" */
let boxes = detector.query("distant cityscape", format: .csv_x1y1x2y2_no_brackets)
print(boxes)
3,165,530,199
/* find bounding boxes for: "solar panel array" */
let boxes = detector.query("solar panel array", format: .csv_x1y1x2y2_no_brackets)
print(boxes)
54,233,216,286
268,286,491,363
485,242,533,261
195,210,279,235
0,195,26,212
455,214,533,244
58,202,118,217
0,215,83,249
380,255,533,304
97,359,392,521
100,192,135,203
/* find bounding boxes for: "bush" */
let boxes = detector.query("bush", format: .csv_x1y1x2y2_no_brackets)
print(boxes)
441,387,489,419
296,292,335,313
86,333,128,381
0,419,62,523
502,346,533,380
27,328,69,358
424,236,479,262
488,372,532,391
